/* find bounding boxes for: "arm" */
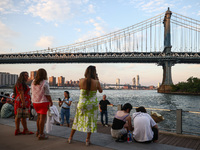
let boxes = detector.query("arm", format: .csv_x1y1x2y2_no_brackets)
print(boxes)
99,104,102,112
45,95,53,106
97,81,103,93
58,100,63,107
127,116,134,131
19,91,25,108
64,99,72,106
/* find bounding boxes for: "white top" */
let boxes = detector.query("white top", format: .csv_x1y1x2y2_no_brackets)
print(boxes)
132,112,156,142
31,80,50,103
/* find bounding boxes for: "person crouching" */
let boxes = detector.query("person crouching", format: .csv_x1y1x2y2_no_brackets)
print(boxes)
111,103,133,141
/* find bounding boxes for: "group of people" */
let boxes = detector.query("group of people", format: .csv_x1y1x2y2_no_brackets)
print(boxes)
111,104,158,143
0,92,15,118
2,65,158,145
13,69,53,140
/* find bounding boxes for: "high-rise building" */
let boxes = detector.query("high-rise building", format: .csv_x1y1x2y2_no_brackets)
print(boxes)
58,76,65,86
136,75,140,86
49,76,56,86
132,77,136,86
30,71,37,80
116,78,120,89
0,72,18,86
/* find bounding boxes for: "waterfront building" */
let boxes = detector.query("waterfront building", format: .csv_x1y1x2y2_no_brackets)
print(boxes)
0,72,18,86
116,78,120,89
132,77,136,86
49,76,56,86
30,71,37,80
58,76,65,86
136,75,140,87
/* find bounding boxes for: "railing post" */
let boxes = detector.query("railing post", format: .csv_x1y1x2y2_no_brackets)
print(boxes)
176,109,182,134
117,104,122,110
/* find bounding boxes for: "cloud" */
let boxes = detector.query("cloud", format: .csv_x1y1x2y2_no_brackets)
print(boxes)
129,0,175,13
0,20,19,53
77,17,107,42
36,36,55,48
198,11,200,16
0,0,17,14
26,0,71,22
88,4,95,13
75,28,81,32
25,0,95,22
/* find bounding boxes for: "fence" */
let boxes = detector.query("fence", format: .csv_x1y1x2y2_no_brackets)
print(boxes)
53,100,200,136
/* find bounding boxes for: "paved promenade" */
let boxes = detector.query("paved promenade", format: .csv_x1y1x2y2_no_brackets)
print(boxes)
0,118,194,150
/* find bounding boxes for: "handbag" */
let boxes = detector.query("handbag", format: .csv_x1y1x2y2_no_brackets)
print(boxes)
16,108,30,118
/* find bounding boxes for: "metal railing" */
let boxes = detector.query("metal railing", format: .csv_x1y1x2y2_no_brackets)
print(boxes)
52,100,200,136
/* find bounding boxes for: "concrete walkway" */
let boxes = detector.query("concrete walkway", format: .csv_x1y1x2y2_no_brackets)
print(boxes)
0,118,194,150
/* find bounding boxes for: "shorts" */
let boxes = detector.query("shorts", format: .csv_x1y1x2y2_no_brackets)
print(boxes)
111,128,127,139
33,102,50,115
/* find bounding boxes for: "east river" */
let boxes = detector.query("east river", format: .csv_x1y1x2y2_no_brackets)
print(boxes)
1,88,200,135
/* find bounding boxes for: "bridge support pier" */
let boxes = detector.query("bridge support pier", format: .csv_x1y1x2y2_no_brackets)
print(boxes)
158,61,174,93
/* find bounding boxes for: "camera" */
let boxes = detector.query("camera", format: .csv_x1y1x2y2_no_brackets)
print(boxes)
58,98,61,101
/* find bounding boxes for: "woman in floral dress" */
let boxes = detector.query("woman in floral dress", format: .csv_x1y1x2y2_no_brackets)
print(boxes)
14,71,33,135
68,66,103,146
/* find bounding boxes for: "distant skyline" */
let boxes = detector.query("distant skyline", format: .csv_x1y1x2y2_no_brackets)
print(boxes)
0,0,200,86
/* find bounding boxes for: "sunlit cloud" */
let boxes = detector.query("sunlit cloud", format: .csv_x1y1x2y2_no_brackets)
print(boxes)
36,36,55,48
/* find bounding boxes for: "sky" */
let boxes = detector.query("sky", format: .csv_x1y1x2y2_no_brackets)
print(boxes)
0,0,200,86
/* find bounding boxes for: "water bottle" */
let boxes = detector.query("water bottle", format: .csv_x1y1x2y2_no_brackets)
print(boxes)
127,131,132,143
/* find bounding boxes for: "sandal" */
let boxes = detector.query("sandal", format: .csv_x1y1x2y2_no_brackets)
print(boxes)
68,137,72,144
22,129,34,135
38,134,48,140
36,131,39,137
86,139,90,146
15,129,22,136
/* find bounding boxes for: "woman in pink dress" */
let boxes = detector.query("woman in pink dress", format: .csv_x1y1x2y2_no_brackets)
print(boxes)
14,71,33,135
31,68,53,140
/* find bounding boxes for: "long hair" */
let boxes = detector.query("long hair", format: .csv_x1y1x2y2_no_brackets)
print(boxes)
34,68,47,85
84,66,96,95
14,71,28,96
64,91,70,98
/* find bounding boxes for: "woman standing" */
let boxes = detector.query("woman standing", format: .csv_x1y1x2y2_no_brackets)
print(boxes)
68,66,103,146
58,91,72,127
31,68,53,140
14,71,33,135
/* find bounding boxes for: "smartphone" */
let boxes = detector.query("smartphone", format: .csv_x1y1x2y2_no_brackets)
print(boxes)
58,98,61,101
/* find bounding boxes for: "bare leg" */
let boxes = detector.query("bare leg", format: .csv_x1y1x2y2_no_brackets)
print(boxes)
37,113,40,132
15,117,20,131
86,132,91,140
69,129,76,139
86,132,91,146
21,118,28,131
39,114,47,135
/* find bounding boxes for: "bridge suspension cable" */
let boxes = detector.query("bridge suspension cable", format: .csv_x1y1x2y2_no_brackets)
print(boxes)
15,12,165,55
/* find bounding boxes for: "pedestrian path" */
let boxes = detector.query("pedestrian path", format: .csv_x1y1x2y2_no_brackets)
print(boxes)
0,118,193,150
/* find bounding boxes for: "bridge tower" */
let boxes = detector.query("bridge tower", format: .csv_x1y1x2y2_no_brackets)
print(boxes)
158,8,174,93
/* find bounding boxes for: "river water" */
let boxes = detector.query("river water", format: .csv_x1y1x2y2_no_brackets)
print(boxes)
1,89,200,134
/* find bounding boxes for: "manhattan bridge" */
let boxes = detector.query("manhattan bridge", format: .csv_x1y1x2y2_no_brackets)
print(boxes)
0,8,200,92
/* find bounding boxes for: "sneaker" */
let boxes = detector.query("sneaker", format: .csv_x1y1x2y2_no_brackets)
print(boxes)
102,124,105,126
105,124,109,127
